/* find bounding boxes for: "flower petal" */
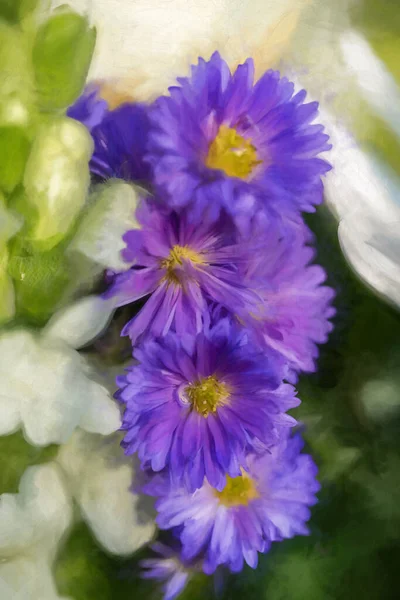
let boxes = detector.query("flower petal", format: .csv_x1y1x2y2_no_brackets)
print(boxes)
43,295,116,349
57,431,156,555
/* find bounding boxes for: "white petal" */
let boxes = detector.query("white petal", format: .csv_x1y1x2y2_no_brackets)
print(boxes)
340,30,400,139
0,556,70,600
0,463,72,556
79,380,121,435
43,295,116,349
69,181,141,272
0,331,36,440
322,113,400,308
57,431,156,556
17,340,89,446
0,329,120,446
338,210,400,308
19,464,73,552
0,394,20,435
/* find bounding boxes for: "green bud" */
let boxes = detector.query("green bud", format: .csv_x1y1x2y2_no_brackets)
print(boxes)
0,126,31,193
0,247,15,324
23,116,93,249
0,192,22,247
0,21,36,128
7,239,71,323
32,7,96,110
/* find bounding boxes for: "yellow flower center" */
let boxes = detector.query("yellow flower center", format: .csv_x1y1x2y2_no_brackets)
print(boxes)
205,125,262,179
215,472,259,507
185,375,230,417
160,244,204,284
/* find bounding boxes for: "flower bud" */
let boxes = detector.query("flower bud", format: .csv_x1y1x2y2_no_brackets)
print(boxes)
23,116,93,248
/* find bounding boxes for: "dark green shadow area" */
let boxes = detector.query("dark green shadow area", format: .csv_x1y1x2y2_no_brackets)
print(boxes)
0,431,58,494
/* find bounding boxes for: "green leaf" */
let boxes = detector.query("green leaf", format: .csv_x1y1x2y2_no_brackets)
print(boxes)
0,126,30,192
32,7,96,110
8,238,71,323
55,523,152,600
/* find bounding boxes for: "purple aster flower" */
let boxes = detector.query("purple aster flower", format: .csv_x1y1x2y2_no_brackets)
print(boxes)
67,84,108,131
89,102,151,184
141,542,192,600
116,316,298,492
245,219,336,382
69,86,151,184
104,198,262,343
147,52,331,222
144,432,320,574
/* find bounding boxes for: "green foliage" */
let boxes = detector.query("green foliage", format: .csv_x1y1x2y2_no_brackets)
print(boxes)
55,523,153,600
0,431,57,494
32,7,96,110
0,126,30,192
0,0,40,23
7,236,72,324
0,3,97,324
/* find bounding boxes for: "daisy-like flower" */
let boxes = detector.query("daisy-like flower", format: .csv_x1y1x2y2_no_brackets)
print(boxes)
141,542,193,600
67,84,108,131
147,52,331,221
0,463,72,600
89,102,151,183
69,87,151,184
144,432,320,574
117,316,298,492
245,219,335,382
105,198,262,343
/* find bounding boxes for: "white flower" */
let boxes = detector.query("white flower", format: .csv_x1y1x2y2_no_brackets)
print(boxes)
57,430,156,556
69,181,141,273
0,463,72,600
0,295,120,445
339,30,400,140
54,358,156,556
320,31,400,308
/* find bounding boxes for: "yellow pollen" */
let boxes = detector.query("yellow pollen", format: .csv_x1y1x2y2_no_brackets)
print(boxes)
185,375,230,417
205,125,262,179
160,244,204,284
215,471,259,507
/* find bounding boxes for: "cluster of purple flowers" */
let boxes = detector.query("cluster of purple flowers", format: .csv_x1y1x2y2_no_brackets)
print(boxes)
70,52,334,600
